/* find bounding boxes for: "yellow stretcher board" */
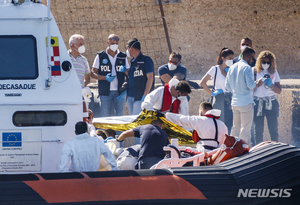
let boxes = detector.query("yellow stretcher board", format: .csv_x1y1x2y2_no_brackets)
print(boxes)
93,109,195,144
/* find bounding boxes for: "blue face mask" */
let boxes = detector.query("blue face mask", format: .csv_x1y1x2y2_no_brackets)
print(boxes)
224,67,229,73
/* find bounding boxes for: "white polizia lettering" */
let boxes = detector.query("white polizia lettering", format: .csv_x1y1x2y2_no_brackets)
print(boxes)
134,70,143,77
100,65,111,72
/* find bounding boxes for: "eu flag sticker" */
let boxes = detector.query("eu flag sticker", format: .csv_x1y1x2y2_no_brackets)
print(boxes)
2,132,22,147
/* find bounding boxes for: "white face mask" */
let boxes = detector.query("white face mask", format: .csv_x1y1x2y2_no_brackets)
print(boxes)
168,62,177,71
77,45,85,54
262,63,270,70
126,49,131,58
109,44,118,52
240,45,247,51
225,59,233,67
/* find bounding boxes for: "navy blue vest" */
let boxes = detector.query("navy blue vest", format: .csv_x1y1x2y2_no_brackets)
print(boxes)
130,54,154,101
97,51,127,96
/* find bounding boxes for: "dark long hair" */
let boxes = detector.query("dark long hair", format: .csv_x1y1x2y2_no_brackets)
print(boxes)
216,47,234,65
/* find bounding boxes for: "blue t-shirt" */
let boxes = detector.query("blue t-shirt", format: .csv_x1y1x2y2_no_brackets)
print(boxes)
128,52,154,97
133,124,169,160
158,64,187,85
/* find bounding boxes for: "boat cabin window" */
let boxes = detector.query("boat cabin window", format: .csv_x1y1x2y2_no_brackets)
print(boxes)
0,35,38,80
13,111,67,127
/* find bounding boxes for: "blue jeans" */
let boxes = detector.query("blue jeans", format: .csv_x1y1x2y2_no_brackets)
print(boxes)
126,96,142,115
99,91,125,117
212,93,233,134
253,99,279,145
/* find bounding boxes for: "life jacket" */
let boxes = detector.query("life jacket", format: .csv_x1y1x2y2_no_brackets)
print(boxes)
184,134,250,166
192,114,220,148
208,134,249,165
161,84,181,114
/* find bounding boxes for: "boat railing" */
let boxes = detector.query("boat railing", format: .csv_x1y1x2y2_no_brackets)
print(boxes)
152,139,219,169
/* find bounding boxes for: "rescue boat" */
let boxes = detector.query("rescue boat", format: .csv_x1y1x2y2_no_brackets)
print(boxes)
0,141,299,204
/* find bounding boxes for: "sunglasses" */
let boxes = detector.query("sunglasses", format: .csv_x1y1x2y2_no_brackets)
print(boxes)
88,113,93,119
169,60,178,65
262,61,271,65
109,37,119,41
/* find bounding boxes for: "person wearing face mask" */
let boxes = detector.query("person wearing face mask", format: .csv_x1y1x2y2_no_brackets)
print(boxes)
68,34,91,89
91,34,130,117
233,37,256,67
252,51,281,145
158,52,187,86
141,78,191,115
225,47,263,146
126,38,154,115
200,48,234,133
164,102,228,151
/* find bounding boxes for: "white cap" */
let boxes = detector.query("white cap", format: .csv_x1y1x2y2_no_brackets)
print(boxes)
205,109,221,117
168,78,180,88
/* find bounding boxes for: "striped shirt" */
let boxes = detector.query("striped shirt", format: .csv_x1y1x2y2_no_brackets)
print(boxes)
69,51,90,88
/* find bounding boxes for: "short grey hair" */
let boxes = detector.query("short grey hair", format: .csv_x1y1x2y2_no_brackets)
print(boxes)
69,34,84,47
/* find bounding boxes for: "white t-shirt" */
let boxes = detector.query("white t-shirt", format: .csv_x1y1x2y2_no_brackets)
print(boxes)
92,49,129,91
253,69,280,97
207,65,228,92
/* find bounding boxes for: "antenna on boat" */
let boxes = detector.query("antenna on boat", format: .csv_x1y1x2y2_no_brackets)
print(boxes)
45,0,52,89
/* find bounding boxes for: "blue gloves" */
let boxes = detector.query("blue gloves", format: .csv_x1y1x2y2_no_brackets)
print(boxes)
117,90,127,101
105,73,116,82
141,95,146,102
119,65,127,73
264,78,273,88
211,89,223,97
224,67,229,73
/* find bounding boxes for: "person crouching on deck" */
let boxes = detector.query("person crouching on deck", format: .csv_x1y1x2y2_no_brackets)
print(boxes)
141,77,191,115
58,121,118,172
165,102,228,151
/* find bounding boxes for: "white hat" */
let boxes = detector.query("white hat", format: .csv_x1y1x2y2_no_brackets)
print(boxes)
205,109,221,117
168,78,180,88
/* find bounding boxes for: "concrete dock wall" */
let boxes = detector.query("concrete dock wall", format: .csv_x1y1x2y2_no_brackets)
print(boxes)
44,0,300,79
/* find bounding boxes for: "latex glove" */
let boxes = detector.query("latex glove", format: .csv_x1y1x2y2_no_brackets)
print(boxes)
119,65,127,73
105,73,116,82
141,95,146,102
211,89,223,97
117,90,127,101
264,78,273,88
224,67,229,73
